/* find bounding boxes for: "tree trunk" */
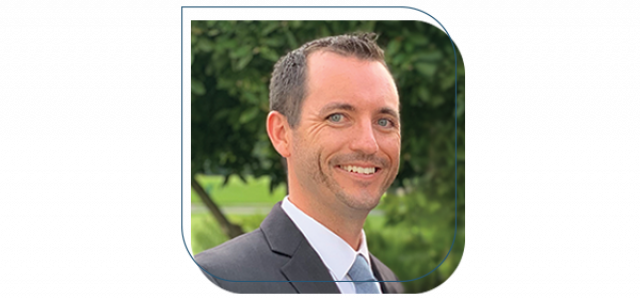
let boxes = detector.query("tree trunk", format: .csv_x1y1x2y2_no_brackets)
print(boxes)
191,177,244,239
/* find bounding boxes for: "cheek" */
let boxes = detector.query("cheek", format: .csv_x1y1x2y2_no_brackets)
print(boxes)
378,136,401,160
318,129,350,149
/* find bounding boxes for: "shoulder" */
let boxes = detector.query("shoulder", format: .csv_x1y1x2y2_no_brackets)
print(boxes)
194,227,290,282
195,228,268,273
370,254,396,279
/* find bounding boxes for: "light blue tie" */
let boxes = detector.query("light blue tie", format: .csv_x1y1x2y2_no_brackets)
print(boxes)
348,254,380,294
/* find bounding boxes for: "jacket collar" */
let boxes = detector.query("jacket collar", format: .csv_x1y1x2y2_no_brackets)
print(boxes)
260,202,340,293
260,202,403,294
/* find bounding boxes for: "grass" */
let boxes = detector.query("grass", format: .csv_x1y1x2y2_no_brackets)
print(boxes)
191,174,287,206
192,211,387,256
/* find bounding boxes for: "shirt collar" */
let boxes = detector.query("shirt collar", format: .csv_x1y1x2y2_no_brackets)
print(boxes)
281,196,372,280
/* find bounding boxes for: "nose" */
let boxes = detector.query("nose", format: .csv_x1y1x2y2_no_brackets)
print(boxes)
348,119,379,155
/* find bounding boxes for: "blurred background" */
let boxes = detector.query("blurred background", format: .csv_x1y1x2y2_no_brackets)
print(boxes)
190,20,464,293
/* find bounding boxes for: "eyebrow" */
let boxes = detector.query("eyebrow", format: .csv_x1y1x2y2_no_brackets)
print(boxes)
318,103,356,115
319,102,400,120
379,107,400,120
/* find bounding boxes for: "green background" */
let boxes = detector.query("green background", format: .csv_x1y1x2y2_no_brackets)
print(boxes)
190,20,465,293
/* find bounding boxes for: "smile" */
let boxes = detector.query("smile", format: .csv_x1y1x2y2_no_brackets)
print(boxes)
338,165,379,175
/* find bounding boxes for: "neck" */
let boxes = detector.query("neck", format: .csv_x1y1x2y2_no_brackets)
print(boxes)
287,192,369,251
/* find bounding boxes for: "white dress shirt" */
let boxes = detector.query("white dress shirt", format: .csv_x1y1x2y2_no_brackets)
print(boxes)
281,196,382,294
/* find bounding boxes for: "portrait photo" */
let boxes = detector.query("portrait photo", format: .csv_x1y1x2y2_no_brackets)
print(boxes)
188,20,465,294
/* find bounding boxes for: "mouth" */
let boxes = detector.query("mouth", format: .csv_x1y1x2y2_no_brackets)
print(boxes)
337,164,381,176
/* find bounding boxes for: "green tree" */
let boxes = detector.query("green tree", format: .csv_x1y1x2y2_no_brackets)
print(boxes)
191,20,464,293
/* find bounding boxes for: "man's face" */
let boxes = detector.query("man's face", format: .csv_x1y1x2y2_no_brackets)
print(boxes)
289,51,401,212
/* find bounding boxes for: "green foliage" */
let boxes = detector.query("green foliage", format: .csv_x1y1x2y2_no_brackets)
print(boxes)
191,21,289,192
192,212,266,255
191,20,465,293
377,198,464,291
191,212,228,254
372,190,464,292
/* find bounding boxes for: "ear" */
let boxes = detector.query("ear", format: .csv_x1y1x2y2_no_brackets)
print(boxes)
266,111,292,158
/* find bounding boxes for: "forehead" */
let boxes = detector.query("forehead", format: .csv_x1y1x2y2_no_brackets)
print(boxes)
303,51,399,112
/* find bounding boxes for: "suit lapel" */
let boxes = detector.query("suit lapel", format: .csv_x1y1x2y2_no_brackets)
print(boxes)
260,202,340,294
371,254,404,294
280,239,340,293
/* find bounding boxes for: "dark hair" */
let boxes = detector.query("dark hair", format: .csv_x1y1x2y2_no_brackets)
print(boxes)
268,32,388,128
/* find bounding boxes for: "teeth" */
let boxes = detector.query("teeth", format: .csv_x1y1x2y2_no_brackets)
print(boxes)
340,165,376,174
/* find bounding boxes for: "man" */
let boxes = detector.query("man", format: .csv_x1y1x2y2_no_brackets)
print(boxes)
195,33,404,294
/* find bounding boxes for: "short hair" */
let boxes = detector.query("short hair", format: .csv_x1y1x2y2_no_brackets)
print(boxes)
269,32,388,128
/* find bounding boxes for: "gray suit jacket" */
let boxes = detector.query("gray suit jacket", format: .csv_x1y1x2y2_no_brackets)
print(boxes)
195,202,404,293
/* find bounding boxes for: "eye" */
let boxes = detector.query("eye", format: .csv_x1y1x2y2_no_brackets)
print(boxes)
377,118,392,127
327,113,344,123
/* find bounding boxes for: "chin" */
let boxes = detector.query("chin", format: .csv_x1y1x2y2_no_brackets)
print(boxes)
337,190,382,211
